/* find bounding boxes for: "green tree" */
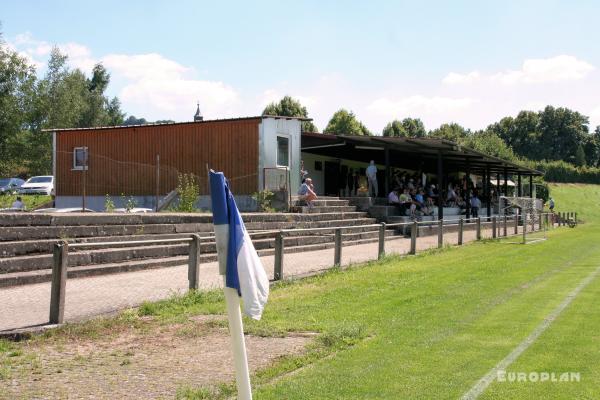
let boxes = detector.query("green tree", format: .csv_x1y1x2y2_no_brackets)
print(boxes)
538,105,589,163
382,118,426,137
429,123,470,142
0,38,37,176
583,126,600,167
574,144,586,167
382,120,405,137
262,95,318,132
323,109,370,135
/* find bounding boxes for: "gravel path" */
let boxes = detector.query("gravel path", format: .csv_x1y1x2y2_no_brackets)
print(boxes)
0,224,526,331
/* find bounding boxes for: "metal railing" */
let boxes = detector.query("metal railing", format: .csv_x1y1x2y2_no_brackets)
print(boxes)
272,211,569,281
45,210,576,326
48,236,200,325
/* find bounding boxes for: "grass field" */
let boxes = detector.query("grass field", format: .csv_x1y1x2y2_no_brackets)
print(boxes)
0,194,52,210
1,183,599,399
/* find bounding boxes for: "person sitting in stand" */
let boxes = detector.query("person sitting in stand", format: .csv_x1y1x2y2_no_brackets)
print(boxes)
388,188,402,212
298,178,318,210
446,184,458,207
11,196,25,210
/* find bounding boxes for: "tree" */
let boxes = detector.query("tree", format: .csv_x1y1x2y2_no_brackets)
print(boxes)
262,95,318,132
574,144,586,167
323,109,370,135
583,126,600,168
122,116,148,126
382,118,426,137
538,106,589,163
382,120,405,137
429,123,470,142
0,39,37,176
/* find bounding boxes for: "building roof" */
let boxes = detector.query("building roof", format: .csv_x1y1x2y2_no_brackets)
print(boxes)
301,133,542,176
44,115,311,132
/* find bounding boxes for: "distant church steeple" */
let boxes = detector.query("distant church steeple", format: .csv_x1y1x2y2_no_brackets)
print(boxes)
194,102,203,122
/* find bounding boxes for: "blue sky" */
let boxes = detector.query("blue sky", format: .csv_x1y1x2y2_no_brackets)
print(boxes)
2,0,600,131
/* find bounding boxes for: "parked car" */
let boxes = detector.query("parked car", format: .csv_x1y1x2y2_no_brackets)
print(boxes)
19,176,54,196
0,177,25,195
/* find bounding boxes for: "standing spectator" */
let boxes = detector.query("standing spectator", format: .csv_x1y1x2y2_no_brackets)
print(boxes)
548,197,555,212
11,196,25,210
366,160,378,197
470,192,481,218
347,168,355,196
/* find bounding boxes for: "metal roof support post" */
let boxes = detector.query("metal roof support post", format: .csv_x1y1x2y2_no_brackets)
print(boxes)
503,167,508,197
529,175,533,198
486,166,491,217
517,173,522,197
437,151,444,220
384,147,390,198
465,161,471,222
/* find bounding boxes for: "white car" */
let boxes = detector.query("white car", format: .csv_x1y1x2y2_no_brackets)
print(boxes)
19,176,54,196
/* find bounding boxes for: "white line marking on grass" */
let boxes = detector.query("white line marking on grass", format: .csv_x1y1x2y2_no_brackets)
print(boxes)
461,264,600,400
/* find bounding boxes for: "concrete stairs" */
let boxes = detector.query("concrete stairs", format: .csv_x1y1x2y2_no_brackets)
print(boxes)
0,207,402,287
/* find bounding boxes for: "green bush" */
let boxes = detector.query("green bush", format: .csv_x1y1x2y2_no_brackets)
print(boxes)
174,173,200,212
252,190,275,212
526,160,600,184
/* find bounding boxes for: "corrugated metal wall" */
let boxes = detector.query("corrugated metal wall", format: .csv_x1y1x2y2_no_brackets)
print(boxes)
55,119,261,196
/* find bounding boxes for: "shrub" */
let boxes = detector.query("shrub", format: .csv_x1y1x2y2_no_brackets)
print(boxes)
252,190,275,212
175,173,200,212
104,195,115,212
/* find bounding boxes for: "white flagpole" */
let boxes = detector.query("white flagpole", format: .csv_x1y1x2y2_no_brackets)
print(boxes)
211,174,253,400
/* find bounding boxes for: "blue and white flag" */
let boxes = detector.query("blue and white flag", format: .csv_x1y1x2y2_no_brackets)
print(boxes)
210,171,269,320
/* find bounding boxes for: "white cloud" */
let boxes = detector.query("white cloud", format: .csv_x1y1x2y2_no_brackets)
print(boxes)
442,71,481,85
367,95,475,116
590,105,600,129
103,53,240,120
446,55,595,86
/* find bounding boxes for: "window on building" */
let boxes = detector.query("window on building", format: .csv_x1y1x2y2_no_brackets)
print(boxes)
73,147,88,170
277,136,289,167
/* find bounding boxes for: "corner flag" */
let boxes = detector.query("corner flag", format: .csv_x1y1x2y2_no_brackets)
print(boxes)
209,170,269,318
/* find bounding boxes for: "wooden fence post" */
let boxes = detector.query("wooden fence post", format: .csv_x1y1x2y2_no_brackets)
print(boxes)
188,234,201,290
410,221,417,255
334,228,342,266
476,217,481,240
539,211,543,230
49,242,68,325
458,218,464,245
575,212,578,225
437,219,443,248
378,222,386,260
514,214,518,234
531,212,536,232
274,231,284,280
492,216,497,239
503,215,507,237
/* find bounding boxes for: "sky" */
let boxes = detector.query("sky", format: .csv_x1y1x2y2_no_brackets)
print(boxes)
2,0,600,132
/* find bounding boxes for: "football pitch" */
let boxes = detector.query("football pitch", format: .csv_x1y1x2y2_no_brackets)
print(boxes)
248,184,600,399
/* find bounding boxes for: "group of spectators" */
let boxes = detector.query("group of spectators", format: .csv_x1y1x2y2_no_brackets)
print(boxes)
388,172,484,218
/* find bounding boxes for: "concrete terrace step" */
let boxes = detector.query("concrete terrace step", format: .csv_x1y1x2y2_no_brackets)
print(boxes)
0,233,215,258
0,223,214,242
292,199,350,207
244,217,377,231
290,206,358,214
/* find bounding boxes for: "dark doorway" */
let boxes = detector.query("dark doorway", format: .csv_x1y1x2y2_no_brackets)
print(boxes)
324,161,340,196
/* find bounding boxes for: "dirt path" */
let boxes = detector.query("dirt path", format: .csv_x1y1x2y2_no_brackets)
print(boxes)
1,315,311,399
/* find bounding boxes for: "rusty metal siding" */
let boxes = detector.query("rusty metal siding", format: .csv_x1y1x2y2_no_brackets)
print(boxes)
55,119,261,196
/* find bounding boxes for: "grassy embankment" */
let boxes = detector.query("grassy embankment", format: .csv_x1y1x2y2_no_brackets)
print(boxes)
0,194,52,210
